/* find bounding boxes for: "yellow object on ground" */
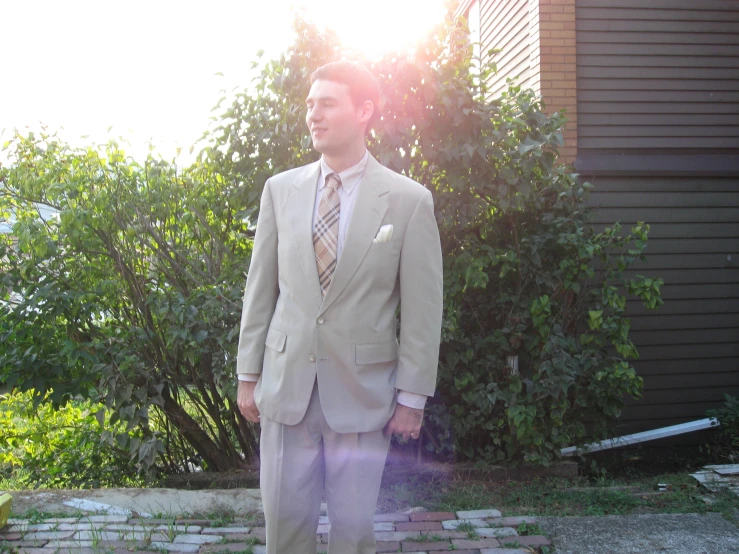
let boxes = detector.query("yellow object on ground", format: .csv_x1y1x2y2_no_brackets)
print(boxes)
0,493,11,528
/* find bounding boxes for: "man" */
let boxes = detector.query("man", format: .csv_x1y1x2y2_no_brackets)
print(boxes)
236,60,443,554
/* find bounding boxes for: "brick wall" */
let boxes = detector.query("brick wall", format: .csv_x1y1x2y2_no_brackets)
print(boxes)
461,0,579,165
529,0,578,164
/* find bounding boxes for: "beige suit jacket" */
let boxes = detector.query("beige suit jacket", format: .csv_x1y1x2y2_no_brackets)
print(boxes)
236,153,443,433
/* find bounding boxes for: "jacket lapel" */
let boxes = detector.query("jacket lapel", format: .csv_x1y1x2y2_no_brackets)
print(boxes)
319,155,390,317
288,161,324,312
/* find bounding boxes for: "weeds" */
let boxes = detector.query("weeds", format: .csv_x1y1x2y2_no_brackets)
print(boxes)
516,521,544,535
453,521,477,532
10,507,84,522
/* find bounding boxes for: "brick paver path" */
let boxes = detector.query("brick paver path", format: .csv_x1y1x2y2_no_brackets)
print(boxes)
0,509,551,553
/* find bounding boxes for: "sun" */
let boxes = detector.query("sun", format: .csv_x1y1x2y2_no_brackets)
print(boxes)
290,0,448,58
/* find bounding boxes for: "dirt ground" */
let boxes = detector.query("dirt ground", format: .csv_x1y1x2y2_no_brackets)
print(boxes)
8,487,263,518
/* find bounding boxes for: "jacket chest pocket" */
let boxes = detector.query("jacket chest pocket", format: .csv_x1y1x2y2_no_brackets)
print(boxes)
363,241,401,284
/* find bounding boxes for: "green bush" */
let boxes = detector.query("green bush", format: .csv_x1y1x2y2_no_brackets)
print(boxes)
0,134,259,475
0,389,144,488
416,80,664,463
708,394,739,454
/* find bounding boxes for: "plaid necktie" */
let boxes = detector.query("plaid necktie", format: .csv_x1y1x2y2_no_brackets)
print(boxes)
314,172,342,297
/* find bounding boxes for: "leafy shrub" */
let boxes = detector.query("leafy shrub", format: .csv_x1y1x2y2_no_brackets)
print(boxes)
0,134,259,475
707,395,739,455
417,81,664,463
0,389,144,488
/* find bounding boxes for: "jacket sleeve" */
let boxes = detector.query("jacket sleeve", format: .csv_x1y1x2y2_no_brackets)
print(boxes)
236,180,279,377
395,188,443,397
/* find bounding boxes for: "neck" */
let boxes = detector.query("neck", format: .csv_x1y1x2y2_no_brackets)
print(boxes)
321,143,366,174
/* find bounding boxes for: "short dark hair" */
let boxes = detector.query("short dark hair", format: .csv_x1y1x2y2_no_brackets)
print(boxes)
310,60,381,131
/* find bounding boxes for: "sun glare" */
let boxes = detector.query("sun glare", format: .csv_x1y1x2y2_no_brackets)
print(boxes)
0,0,448,166
295,0,448,58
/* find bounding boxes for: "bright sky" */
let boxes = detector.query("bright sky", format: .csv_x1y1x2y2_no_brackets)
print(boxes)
1,0,447,166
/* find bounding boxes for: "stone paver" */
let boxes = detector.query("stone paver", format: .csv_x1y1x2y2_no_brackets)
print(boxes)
410,511,456,522
82,515,130,523
452,537,502,548
201,525,251,534
396,521,443,531
0,539,48,547
149,541,201,552
480,548,531,554
21,530,76,540
402,541,460,551
105,523,155,531
375,530,422,541
441,517,488,529
456,509,502,519
489,515,537,526
73,530,123,540
7,523,56,532
172,533,223,544
46,540,94,548
0,507,548,553
155,524,203,533
56,522,96,530
476,526,518,538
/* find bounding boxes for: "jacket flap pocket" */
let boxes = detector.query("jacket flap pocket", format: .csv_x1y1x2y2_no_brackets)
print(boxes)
265,327,287,352
355,340,399,365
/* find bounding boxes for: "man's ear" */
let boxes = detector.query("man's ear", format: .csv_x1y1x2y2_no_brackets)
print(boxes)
359,100,374,125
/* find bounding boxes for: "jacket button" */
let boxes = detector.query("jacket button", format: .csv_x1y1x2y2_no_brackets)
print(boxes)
308,354,316,362
318,318,325,325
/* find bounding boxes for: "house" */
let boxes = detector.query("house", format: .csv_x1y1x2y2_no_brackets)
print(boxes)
458,0,739,433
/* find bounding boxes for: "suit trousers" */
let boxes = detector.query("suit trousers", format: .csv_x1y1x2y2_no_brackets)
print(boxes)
260,379,392,554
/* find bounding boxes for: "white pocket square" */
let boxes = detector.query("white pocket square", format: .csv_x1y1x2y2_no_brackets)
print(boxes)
373,224,393,243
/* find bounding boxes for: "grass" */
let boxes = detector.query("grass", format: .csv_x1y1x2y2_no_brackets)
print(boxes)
376,446,739,523
203,507,237,527
517,521,545,535
379,473,729,517
9,507,86,522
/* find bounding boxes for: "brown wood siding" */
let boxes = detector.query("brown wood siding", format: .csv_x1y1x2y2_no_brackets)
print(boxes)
576,0,739,152
576,0,739,433
478,0,531,98
586,174,739,431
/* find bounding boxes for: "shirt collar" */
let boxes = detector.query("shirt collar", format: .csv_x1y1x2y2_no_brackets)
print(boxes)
319,149,369,196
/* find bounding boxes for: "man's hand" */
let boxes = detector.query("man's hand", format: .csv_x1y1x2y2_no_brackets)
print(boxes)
384,404,423,441
237,381,260,423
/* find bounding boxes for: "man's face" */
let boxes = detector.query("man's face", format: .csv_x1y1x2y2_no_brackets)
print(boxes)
305,79,368,156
